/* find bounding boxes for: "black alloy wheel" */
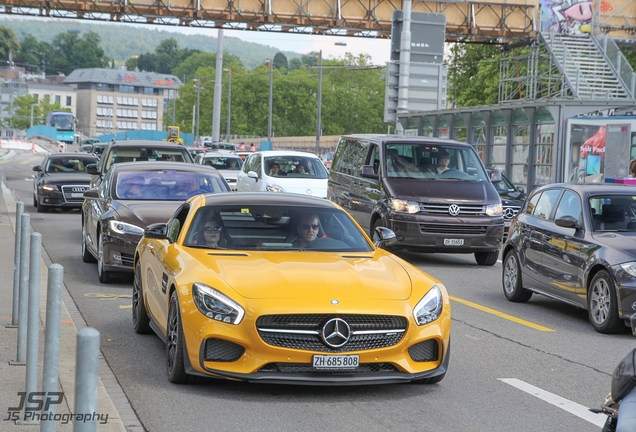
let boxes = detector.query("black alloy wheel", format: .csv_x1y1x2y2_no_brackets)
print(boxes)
132,260,152,334
166,291,190,384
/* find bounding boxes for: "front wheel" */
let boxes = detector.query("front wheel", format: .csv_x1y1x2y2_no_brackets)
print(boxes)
166,291,190,384
97,234,114,283
502,250,532,302
588,270,624,334
132,260,152,334
475,251,498,266
82,223,96,263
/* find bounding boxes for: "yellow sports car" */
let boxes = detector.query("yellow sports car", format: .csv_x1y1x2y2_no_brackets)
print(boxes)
133,192,451,385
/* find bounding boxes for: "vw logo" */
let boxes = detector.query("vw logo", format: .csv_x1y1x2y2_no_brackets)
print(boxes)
503,208,516,219
321,318,351,348
71,187,87,192
448,204,461,216
306,189,312,195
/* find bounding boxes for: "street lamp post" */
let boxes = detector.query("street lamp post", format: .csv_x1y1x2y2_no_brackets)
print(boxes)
195,78,201,144
267,60,273,143
315,50,323,155
225,68,232,142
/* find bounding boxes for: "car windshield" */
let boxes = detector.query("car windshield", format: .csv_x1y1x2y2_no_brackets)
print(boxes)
384,143,489,181
184,205,373,252
202,155,243,170
45,156,97,173
589,195,636,231
114,170,228,200
492,172,516,193
264,156,329,179
105,147,190,171
93,144,106,155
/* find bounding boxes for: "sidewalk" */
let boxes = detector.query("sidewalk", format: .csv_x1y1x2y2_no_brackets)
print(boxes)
0,150,143,431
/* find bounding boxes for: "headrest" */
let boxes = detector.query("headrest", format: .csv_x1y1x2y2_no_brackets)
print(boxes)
601,204,626,223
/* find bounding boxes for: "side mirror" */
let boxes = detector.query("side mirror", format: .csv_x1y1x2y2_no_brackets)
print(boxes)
489,169,502,183
247,171,259,181
83,189,99,199
373,226,397,249
555,215,580,229
86,164,99,175
360,165,379,179
144,223,169,239
32,166,42,172
516,186,525,193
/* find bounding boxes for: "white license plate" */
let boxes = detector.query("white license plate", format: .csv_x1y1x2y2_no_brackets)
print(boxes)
504,221,511,228
444,238,464,246
71,193,84,198
312,354,359,369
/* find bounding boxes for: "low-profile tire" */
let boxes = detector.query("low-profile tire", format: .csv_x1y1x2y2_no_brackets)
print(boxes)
166,291,190,384
33,195,38,208
37,202,48,213
502,250,532,302
475,251,498,266
132,260,152,335
97,234,114,284
81,224,97,263
588,270,624,334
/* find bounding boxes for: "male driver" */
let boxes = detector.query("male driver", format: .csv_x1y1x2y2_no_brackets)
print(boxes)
295,213,321,249
435,149,452,174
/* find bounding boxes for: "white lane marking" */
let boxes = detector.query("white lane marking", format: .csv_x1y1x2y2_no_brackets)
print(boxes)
499,378,607,427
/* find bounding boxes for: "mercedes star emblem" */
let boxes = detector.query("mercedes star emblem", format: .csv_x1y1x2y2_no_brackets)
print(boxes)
448,204,461,216
503,208,515,219
321,318,351,348
306,189,312,195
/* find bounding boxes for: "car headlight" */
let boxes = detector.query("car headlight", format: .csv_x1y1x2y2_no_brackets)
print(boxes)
390,199,420,214
413,285,443,326
266,183,285,193
192,283,244,325
108,220,144,235
41,183,58,192
486,203,503,216
620,262,636,277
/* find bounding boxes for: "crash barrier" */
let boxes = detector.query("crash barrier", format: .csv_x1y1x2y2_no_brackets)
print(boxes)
5,201,101,430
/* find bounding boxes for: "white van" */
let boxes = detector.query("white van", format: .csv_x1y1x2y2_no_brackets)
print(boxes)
236,150,329,198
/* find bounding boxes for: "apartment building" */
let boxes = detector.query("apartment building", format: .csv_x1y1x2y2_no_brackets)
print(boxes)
64,68,182,138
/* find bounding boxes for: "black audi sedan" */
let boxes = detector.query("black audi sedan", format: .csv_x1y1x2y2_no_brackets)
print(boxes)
81,161,230,283
502,183,636,334
32,153,100,213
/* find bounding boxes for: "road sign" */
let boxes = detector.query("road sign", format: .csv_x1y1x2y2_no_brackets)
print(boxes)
391,11,446,64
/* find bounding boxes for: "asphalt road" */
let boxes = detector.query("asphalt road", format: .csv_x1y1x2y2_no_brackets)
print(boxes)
2,149,634,432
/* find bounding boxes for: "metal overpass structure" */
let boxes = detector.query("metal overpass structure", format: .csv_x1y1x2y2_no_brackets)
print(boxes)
0,0,543,42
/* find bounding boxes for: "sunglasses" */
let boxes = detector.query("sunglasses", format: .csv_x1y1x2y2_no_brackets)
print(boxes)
301,224,319,231
204,226,222,232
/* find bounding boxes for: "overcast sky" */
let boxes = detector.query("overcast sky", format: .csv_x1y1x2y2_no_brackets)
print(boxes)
161,27,392,66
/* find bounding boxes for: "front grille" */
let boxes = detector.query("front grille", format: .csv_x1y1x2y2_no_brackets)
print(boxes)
61,185,89,203
258,362,399,374
419,202,486,216
419,224,488,235
256,314,407,353
204,338,245,362
120,253,134,267
408,340,439,362
502,206,521,221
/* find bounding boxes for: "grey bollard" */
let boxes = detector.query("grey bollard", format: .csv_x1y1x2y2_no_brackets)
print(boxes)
8,201,24,327
24,233,42,418
40,264,64,432
74,327,100,432
11,213,30,366
0,166,3,213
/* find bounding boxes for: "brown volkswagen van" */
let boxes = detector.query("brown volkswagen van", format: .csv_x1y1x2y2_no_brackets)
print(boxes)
327,134,505,265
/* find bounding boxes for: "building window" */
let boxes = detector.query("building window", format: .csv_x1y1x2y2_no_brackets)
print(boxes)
55,95,61,104
97,95,114,104
118,85,135,93
66,96,72,106
33,94,39,101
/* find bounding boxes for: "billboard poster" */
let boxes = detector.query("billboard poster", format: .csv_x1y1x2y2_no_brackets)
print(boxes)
566,118,633,182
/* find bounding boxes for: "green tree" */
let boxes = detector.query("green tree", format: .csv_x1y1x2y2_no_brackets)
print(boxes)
0,26,20,64
273,52,288,72
4,94,70,130
447,42,500,107
15,34,47,72
288,57,302,72
46,31,106,75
